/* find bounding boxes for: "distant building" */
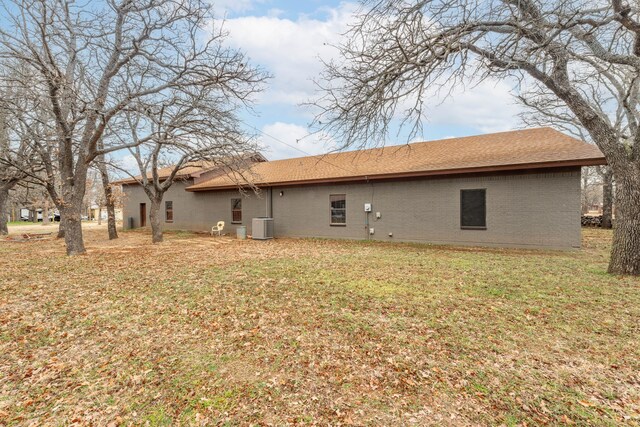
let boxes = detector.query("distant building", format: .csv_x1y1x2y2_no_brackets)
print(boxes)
88,205,123,222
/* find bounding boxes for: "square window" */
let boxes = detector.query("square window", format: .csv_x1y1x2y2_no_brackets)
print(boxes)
460,189,486,229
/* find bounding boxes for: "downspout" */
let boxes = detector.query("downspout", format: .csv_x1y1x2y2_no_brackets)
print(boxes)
266,187,273,218
266,187,274,237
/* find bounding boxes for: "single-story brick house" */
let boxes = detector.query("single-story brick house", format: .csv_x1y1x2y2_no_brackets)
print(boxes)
120,128,606,249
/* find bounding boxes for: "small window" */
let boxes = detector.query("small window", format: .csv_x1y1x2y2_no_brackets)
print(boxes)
165,201,173,223
460,189,486,229
231,198,242,223
330,194,346,225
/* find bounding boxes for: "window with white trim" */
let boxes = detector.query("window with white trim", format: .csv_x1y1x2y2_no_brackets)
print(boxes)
231,198,242,223
330,194,346,225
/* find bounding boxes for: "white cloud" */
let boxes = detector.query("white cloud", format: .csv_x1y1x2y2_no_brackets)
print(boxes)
223,3,358,107
424,79,523,133
108,153,140,178
258,122,331,160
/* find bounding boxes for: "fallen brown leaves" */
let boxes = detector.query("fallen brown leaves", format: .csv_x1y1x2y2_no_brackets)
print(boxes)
0,227,639,426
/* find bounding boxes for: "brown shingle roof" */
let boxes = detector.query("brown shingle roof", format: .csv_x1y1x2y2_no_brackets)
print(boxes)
185,128,606,191
114,161,221,185
115,154,267,185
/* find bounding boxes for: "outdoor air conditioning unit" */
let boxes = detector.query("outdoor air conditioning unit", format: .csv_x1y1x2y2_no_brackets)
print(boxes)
252,217,274,240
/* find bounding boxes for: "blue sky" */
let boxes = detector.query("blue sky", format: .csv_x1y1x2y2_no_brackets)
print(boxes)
215,0,525,160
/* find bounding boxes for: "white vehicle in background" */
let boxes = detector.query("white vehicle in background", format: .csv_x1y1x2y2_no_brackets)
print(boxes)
18,208,60,222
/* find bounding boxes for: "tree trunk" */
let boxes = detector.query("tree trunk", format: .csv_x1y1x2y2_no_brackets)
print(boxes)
97,155,118,240
42,201,50,225
97,207,102,225
61,202,86,255
0,186,9,235
56,154,90,255
105,200,118,239
581,172,589,214
601,168,614,229
59,167,88,255
149,197,164,243
57,215,65,238
45,187,65,238
607,170,640,275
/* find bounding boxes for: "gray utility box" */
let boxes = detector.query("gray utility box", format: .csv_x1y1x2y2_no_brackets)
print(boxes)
252,217,274,240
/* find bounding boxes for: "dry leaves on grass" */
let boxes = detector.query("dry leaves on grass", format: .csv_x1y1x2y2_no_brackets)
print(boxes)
0,227,639,426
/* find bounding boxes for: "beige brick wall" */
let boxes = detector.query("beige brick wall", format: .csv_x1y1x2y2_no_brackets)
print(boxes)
122,168,582,249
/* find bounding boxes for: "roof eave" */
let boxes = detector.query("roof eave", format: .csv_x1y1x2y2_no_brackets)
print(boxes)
185,157,607,192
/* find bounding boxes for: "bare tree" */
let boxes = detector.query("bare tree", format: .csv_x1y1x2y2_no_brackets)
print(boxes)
0,0,266,255
2,63,116,238
114,83,263,243
96,149,119,240
1,63,70,238
314,0,640,275
0,137,23,235
0,90,36,234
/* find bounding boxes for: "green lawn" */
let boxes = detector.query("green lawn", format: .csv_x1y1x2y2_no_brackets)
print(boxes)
0,228,638,425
